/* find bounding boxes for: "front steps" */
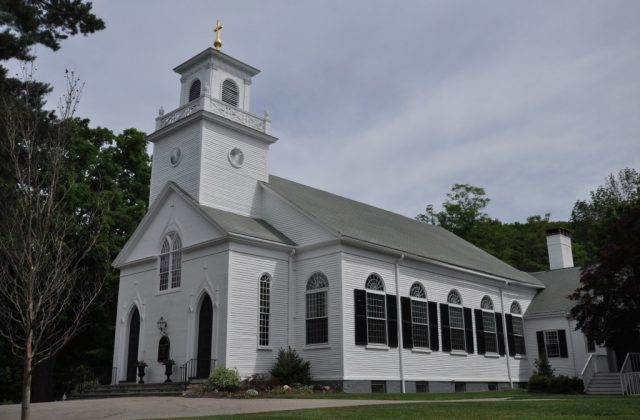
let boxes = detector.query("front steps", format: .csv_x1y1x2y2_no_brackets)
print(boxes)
72,382,184,399
586,373,622,395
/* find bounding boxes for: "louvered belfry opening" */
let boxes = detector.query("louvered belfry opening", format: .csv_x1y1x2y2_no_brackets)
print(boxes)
189,79,201,102
221,78,239,106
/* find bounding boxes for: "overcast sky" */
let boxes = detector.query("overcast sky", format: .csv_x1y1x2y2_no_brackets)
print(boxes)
11,0,640,222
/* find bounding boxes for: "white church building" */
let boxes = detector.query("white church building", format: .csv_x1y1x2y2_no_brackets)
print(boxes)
111,43,610,393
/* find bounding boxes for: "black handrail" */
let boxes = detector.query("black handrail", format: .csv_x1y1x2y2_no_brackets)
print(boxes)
180,358,216,389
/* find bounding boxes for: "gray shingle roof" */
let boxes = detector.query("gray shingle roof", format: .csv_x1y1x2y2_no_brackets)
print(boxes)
199,204,295,246
265,175,543,287
527,267,582,316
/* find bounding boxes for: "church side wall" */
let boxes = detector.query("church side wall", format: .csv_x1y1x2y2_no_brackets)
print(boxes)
294,248,344,381
340,248,536,388
149,122,203,205
199,121,269,216
259,187,336,246
113,244,229,384
225,245,289,377
524,316,607,377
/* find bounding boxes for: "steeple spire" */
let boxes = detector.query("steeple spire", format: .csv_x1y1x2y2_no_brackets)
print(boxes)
213,20,223,50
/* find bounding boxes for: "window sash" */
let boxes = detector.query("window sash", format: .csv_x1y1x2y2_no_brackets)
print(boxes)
512,316,526,354
544,330,560,357
306,291,328,345
449,306,465,351
366,292,387,345
259,277,270,346
411,299,429,348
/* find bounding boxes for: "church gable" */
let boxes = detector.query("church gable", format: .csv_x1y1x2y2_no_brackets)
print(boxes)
113,183,225,267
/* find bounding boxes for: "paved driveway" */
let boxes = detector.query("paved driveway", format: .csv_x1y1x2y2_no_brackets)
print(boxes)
0,396,517,419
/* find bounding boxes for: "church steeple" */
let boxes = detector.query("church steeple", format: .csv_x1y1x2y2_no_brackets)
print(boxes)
148,40,277,216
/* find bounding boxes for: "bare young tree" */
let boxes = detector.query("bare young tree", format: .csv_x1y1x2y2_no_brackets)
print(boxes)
0,67,104,420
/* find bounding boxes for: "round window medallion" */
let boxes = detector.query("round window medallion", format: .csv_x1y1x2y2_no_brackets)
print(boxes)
170,147,182,166
228,147,244,168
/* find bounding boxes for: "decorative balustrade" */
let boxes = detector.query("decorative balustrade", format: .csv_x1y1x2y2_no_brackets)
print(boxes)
620,352,640,395
156,96,270,134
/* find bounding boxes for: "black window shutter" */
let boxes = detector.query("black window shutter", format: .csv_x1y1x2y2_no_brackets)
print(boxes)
440,303,451,352
505,314,516,357
401,297,413,349
428,301,439,351
387,294,398,348
495,313,506,356
463,307,474,354
354,289,367,345
558,330,569,358
474,309,485,355
536,331,546,357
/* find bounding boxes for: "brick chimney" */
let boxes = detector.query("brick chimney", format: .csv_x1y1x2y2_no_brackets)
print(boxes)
546,228,574,270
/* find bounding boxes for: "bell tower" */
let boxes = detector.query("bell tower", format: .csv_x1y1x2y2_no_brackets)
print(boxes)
148,25,276,217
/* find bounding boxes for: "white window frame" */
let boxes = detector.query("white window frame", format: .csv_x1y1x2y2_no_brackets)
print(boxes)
258,273,271,348
511,301,526,355
410,282,429,349
158,232,182,292
481,296,498,354
365,274,387,346
447,289,466,352
305,272,329,346
543,330,561,358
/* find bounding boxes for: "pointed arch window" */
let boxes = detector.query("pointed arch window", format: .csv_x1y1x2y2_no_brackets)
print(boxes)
189,79,201,102
510,301,526,355
258,273,271,347
306,272,329,345
447,290,466,351
221,78,239,106
157,336,170,363
365,274,387,345
159,232,182,291
409,282,429,348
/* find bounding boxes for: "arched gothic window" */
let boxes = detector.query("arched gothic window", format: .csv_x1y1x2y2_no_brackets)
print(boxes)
189,79,201,102
258,273,271,347
221,78,239,106
409,282,429,348
510,301,526,355
306,272,329,345
157,336,170,363
365,274,387,345
480,296,498,353
447,289,465,351
159,232,182,291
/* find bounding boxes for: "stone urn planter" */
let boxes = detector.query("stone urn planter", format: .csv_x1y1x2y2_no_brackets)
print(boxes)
163,359,175,383
137,361,147,384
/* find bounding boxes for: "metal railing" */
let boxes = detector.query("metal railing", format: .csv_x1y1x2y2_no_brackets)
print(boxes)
76,366,118,394
179,358,216,389
620,352,640,395
580,354,610,390
155,96,270,133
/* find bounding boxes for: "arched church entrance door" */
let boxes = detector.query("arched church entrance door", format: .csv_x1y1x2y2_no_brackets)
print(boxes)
196,294,213,378
126,307,140,382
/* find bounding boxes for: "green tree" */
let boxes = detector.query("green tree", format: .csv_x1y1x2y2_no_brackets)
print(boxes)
570,168,640,263
417,184,491,240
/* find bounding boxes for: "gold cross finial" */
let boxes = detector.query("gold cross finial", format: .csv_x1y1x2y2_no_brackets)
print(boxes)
214,20,223,50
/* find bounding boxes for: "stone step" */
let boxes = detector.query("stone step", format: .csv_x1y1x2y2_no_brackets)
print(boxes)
73,391,183,399
587,390,623,395
71,383,185,400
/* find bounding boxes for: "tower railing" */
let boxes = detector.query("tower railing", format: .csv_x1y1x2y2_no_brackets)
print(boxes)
156,96,270,134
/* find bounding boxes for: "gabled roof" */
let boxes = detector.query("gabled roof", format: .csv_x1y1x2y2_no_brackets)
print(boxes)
113,182,293,267
526,267,582,316
264,175,544,288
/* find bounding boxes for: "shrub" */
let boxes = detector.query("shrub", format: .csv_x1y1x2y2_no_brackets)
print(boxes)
528,373,583,394
270,347,312,385
208,367,241,392
533,354,555,376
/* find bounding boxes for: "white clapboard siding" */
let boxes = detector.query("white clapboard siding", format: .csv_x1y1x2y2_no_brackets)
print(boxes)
150,122,203,204
114,246,229,384
260,187,336,246
124,189,224,264
199,121,269,216
225,249,289,377
294,251,344,380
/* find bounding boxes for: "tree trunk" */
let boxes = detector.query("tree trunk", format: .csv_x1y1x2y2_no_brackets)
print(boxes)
21,333,33,420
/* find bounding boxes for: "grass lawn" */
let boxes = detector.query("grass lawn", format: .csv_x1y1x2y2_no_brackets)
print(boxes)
176,394,640,419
